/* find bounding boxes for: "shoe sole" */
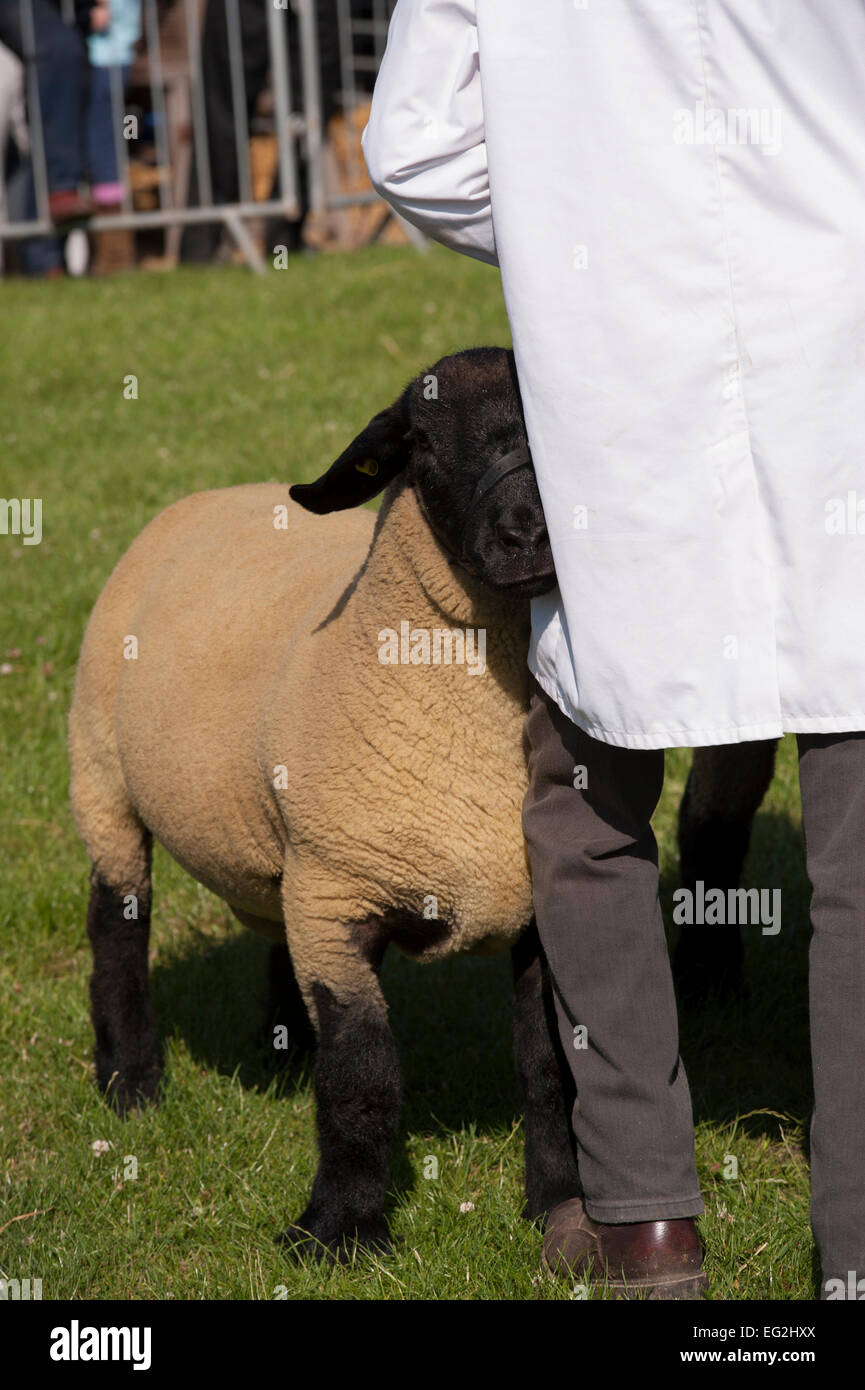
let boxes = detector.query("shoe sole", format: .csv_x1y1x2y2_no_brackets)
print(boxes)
541,1250,709,1300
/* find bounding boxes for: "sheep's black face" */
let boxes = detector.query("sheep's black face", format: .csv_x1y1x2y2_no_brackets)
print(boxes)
289,345,556,598
409,348,556,598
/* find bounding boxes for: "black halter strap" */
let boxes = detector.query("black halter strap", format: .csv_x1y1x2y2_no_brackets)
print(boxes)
465,441,532,515
460,440,533,556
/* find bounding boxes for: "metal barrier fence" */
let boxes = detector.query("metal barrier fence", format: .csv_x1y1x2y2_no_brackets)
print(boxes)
0,0,424,272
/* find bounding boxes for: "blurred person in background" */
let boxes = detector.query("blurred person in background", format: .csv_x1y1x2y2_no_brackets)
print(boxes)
86,0,140,272
181,0,341,263
0,38,28,272
0,0,97,223
1,0,105,276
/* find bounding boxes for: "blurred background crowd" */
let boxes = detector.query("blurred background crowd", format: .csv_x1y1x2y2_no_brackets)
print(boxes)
0,0,409,277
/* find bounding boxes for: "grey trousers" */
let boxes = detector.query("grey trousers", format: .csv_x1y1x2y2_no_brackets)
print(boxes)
799,731,865,1286
522,678,865,1284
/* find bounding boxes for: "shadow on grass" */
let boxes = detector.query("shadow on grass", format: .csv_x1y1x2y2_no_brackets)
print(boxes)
143,804,814,1216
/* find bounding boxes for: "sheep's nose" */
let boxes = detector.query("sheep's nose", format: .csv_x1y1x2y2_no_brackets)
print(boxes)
495,520,549,551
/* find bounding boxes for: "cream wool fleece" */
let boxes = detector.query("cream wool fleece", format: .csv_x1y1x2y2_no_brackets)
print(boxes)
69,479,535,1025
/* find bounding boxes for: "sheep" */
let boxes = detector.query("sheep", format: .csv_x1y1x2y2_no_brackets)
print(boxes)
673,740,779,1005
68,346,583,1261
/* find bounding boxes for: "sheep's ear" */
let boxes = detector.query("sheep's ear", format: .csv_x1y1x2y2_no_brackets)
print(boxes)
289,398,412,514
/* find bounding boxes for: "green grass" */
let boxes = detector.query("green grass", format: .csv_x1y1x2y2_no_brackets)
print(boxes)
1,250,814,1299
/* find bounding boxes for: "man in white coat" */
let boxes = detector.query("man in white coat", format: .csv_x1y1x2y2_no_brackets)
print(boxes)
361,0,865,1299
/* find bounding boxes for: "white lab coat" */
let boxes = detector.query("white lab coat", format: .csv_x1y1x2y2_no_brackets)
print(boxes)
361,0,865,749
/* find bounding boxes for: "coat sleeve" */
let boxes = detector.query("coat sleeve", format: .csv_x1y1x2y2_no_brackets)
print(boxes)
361,0,499,268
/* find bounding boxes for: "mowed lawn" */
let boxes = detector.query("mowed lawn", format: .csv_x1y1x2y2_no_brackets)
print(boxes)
1,249,814,1300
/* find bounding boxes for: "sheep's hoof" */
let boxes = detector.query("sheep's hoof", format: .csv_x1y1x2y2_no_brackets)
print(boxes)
277,1216,393,1265
98,1064,163,1117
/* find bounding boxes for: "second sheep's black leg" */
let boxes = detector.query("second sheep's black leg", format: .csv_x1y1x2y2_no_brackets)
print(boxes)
278,976,402,1263
512,921,581,1222
264,941,316,1057
87,851,163,1115
674,739,778,1006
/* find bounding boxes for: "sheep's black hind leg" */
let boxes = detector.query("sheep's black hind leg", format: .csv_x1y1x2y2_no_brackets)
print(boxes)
512,921,581,1223
263,943,316,1058
87,849,162,1115
674,740,777,1007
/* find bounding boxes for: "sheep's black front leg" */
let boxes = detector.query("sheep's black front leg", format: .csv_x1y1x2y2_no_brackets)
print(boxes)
278,981,402,1263
87,866,162,1115
512,922,581,1222
674,740,777,1006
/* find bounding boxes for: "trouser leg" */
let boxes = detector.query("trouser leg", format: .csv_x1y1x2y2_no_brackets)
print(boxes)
87,64,123,189
521,679,703,1223
20,163,62,273
797,731,865,1293
0,0,86,192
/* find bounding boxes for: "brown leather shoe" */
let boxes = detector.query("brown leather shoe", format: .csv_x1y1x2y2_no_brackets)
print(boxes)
542,1197,708,1299
48,190,94,224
